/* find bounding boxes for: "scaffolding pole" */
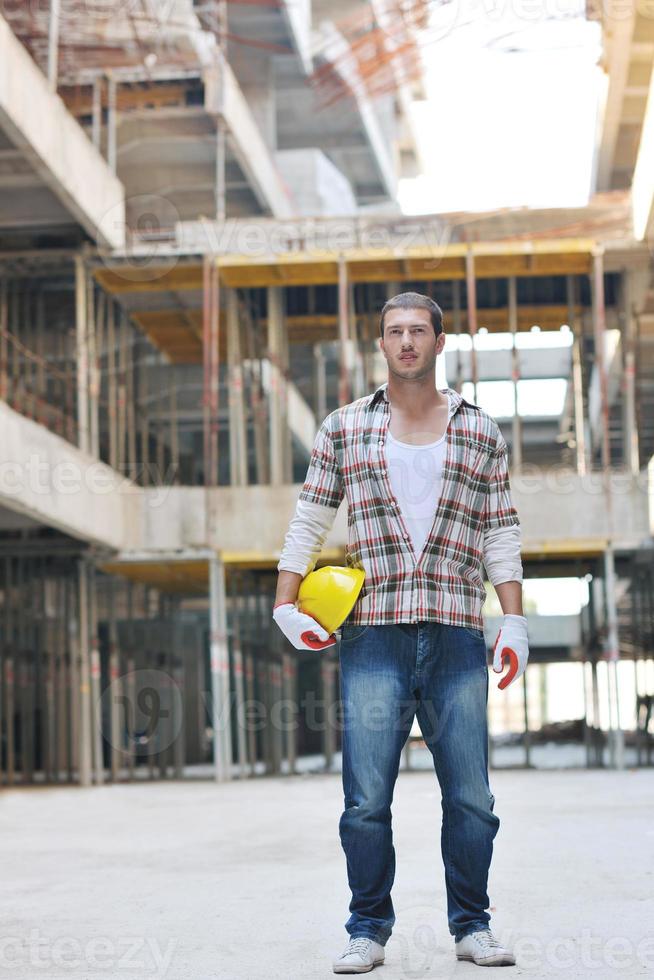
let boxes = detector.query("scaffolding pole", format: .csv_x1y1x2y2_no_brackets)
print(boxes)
209,554,232,782
592,248,624,770
465,248,479,404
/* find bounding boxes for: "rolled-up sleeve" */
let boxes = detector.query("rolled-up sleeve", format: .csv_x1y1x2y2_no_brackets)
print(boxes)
484,430,520,531
297,414,344,510
483,524,523,585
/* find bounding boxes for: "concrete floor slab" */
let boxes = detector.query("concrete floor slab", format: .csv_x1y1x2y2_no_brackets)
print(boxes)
0,769,653,979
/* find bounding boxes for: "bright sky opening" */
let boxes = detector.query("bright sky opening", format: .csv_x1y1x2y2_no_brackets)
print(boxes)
399,2,602,214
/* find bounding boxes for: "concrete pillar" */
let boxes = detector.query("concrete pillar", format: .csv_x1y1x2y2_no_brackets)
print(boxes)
508,276,522,468
209,554,232,781
227,289,248,486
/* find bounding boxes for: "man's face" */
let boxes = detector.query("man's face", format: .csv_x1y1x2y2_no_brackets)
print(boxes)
379,306,445,379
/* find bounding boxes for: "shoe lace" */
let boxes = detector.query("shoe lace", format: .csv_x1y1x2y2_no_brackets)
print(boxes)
471,929,504,951
344,937,374,956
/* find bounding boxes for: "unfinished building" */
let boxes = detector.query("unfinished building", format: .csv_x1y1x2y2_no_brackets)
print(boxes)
0,2,653,785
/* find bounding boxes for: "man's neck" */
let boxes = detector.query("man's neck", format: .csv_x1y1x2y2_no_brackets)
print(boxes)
386,376,448,416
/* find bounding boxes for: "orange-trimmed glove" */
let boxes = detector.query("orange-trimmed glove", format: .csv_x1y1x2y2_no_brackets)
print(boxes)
492,614,529,690
272,601,337,651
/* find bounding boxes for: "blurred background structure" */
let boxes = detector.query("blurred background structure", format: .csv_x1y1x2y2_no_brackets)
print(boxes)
0,0,653,786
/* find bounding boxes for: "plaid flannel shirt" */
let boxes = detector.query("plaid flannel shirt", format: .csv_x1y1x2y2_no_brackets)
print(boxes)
294,382,520,631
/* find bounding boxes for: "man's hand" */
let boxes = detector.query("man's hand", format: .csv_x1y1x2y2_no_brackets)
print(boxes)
272,601,337,651
492,614,529,689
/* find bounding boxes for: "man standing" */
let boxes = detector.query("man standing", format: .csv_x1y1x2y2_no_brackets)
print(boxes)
273,292,529,973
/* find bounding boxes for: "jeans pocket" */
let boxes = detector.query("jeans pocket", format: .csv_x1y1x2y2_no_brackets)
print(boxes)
340,623,370,643
463,625,485,641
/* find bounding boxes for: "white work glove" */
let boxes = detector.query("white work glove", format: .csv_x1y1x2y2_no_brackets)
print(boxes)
272,601,337,651
492,614,529,690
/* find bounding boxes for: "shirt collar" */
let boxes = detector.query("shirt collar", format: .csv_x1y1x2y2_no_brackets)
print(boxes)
366,382,468,415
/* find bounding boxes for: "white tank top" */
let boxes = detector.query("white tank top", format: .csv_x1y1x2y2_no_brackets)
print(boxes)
385,400,450,559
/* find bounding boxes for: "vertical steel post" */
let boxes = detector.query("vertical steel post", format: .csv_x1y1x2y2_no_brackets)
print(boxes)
210,262,220,488
227,289,248,486
338,255,352,406
452,279,463,393
47,0,60,92
77,559,92,787
465,249,479,404
620,270,640,474
567,275,587,476
75,254,90,454
508,276,522,469
209,554,231,781
592,248,624,770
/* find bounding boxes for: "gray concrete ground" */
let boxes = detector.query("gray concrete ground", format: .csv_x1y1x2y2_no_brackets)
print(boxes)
0,768,653,980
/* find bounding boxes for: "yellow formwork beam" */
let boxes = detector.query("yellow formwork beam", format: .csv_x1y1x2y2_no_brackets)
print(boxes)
100,540,607,594
93,238,597,296
215,238,596,288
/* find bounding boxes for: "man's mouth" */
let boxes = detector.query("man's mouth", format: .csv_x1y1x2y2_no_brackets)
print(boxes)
400,354,417,360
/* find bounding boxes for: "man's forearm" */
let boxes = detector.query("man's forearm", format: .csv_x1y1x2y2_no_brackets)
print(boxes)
274,570,304,608
494,580,524,616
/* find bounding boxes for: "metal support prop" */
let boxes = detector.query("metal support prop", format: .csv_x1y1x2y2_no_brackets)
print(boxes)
338,255,352,406
77,559,93,787
508,276,522,468
209,554,232,781
74,254,90,454
567,275,587,476
227,289,248,486
620,270,640,474
592,248,624,770
465,249,479,404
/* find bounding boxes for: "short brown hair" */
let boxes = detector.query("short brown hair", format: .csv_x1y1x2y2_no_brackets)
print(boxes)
380,291,443,337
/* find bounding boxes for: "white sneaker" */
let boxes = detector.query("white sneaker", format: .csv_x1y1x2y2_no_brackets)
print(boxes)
333,936,385,973
455,927,516,966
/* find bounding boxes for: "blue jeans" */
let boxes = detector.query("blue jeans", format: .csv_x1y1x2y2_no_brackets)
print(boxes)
337,621,499,946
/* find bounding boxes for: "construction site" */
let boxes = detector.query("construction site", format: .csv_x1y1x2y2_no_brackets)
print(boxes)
0,2,653,977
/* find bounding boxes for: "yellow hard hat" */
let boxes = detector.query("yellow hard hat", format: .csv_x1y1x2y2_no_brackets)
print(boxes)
297,565,365,635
